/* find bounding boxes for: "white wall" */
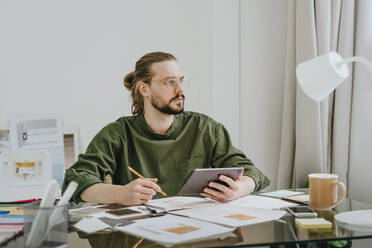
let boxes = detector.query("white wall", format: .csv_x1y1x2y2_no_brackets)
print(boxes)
211,1,240,144
239,0,288,189
0,0,216,150
0,0,289,189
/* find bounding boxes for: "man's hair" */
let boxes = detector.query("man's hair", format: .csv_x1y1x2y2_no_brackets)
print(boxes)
123,51,177,115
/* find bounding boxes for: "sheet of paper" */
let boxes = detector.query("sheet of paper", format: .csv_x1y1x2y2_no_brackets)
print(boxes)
228,195,298,209
115,214,233,247
69,206,106,218
0,150,53,186
77,205,152,220
98,217,133,227
147,196,218,211
173,205,286,227
0,129,10,169
283,194,309,203
8,114,65,188
73,217,111,233
260,190,304,198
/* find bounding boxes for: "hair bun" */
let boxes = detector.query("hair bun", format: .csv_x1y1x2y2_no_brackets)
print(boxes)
123,71,135,90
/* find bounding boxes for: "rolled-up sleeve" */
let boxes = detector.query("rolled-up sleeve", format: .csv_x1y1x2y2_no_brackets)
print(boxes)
211,123,270,191
62,123,123,203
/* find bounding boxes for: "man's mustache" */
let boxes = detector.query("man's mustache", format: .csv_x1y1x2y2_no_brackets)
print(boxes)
170,94,185,103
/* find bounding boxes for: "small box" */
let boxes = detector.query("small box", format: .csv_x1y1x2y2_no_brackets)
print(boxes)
295,217,332,229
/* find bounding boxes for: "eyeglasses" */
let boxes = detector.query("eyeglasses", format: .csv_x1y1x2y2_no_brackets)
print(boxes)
153,77,190,90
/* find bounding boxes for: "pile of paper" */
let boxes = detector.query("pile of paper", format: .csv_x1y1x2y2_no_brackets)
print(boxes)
72,195,297,246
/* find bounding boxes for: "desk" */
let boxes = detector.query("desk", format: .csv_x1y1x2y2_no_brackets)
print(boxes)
3,197,372,248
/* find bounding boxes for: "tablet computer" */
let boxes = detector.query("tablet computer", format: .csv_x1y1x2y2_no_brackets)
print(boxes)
177,167,244,194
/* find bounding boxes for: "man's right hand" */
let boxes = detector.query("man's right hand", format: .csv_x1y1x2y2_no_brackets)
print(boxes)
80,178,163,205
115,178,162,205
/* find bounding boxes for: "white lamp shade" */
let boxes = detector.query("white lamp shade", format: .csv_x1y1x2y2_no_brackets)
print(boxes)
296,52,350,101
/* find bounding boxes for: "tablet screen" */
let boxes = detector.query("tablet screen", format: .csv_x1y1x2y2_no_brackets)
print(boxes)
177,167,244,194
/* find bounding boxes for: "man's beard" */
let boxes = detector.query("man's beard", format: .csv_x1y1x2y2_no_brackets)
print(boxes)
151,94,185,115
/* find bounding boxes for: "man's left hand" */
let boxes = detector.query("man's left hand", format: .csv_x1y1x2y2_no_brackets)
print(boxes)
200,175,256,202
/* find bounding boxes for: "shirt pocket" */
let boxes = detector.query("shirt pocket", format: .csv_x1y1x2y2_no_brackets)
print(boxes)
177,156,209,188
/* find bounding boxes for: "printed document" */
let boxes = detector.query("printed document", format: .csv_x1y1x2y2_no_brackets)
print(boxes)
228,195,298,209
0,150,52,186
146,196,218,211
74,217,111,233
172,205,286,227
71,204,156,221
260,190,304,198
115,214,234,247
8,114,65,188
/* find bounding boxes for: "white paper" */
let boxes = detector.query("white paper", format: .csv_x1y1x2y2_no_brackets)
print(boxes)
85,205,153,220
8,114,65,188
0,150,52,186
228,195,298,209
260,190,304,198
0,129,10,150
115,214,233,247
0,129,11,184
173,205,286,227
74,217,111,233
9,114,64,150
147,196,218,211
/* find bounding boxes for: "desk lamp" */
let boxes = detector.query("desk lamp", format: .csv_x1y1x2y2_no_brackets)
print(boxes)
296,51,372,229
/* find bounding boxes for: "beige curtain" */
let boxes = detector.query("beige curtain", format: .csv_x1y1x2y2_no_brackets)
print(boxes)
348,0,372,205
276,0,355,188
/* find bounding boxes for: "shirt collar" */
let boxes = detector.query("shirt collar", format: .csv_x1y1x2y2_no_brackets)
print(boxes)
139,114,178,140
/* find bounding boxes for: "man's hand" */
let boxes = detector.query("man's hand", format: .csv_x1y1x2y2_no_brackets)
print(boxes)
80,178,163,205
115,178,162,205
200,175,256,202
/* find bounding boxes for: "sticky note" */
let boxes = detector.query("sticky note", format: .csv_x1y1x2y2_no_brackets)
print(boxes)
295,218,332,229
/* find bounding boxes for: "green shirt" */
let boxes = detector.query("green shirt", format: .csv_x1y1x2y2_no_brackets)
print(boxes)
63,111,270,203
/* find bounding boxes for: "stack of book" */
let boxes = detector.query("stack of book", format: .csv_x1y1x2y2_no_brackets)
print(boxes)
0,206,24,246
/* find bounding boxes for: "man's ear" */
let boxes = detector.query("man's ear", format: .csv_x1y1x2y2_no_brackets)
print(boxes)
137,81,150,97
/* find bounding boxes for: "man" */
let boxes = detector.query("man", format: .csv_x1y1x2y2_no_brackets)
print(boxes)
63,51,270,204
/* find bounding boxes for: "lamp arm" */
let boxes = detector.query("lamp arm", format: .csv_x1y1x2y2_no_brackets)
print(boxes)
337,56,372,75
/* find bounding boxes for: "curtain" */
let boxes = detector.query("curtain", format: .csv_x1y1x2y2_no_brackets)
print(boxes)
348,0,372,205
276,0,356,188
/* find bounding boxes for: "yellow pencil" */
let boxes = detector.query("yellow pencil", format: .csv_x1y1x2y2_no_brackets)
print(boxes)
131,237,144,248
128,166,167,196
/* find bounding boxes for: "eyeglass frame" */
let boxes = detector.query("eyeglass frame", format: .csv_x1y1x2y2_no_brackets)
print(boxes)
148,76,190,90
